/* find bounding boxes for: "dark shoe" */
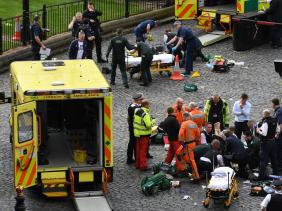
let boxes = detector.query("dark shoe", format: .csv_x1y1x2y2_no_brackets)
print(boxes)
97,58,107,63
139,83,148,86
110,81,115,85
126,159,135,164
147,154,153,159
124,84,129,88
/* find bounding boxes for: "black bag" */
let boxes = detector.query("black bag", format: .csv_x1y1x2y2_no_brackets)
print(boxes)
212,59,230,73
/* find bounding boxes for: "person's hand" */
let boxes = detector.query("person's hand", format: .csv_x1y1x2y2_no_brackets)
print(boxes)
172,46,177,52
72,16,76,21
41,44,46,50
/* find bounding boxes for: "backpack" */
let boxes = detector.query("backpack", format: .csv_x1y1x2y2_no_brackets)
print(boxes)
212,59,230,73
184,83,198,92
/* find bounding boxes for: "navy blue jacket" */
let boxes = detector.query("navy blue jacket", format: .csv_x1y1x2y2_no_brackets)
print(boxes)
68,39,87,60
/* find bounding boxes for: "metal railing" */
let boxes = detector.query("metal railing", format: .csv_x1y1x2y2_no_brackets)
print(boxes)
0,0,170,54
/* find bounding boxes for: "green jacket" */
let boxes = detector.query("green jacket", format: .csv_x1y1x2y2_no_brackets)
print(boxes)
204,98,230,126
133,107,154,137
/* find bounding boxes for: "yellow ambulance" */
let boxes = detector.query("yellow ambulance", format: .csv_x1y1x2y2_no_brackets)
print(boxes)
10,59,113,210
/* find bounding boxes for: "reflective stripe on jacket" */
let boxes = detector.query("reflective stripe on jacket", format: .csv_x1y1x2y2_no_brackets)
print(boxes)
190,109,206,129
133,107,153,137
179,120,201,145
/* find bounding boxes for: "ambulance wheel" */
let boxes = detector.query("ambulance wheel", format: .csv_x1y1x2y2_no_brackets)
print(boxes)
203,198,209,208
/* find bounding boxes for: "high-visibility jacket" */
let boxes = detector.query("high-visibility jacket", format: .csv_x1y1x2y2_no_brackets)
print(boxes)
172,104,189,124
178,120,201,145
190,108,206,129
133,107,154,137
204,98,230,127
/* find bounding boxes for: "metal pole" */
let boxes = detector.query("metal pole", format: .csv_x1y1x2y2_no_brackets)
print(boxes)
42,4,47,40
125,0,129,18
22,0,30,46
0,18,3,55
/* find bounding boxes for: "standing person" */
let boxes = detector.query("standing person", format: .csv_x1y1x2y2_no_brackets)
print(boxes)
263,0,282,48
68,12,84,38
131,38,154,86
177,112,201,181
83,19,95,59
172,97,189,124
134,19,157,42
272,98,282,169
233,93,252,139
30,15,46,60
204,95,230,131
166,21,197,76
256,109,280,180
106,28,134,88
159,107,181,167
201,122,213,144
68,30,87,60
83,2,106,63
189,102,206,129
127,93,143,164
133,99,154,170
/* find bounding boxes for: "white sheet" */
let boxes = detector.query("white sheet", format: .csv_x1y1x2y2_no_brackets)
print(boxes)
126,54,174,67
207,167,235,191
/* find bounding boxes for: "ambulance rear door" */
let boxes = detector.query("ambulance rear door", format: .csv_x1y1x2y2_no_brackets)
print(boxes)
175,0,198,20
13,101,38,188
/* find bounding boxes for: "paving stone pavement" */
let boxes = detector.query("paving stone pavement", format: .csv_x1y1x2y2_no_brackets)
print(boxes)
0,21,281,211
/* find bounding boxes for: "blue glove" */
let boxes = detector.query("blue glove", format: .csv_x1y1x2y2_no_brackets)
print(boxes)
172,46,177,52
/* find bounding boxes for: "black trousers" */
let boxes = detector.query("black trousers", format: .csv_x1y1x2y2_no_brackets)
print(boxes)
234,121,249,139
86,42,94,59
140,55,153,84
271,25,282,47
111,59,128,86
224,152,248,178
94,29,103,60
259,140,279,179
32,46,41,60
127,129,136,161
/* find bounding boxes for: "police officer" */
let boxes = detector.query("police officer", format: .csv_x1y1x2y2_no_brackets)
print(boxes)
272,98,282,169
68,12,84,38
166,21,197,76
256,109,280,180
30,15,46,60
134,19,157,42
83,2,106,63
83,19,95,59
106,28,134,88
131,38,154,86
126,93,143,164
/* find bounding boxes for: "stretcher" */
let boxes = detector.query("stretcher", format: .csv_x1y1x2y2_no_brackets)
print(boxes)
203,167,239,208
126,53,174,78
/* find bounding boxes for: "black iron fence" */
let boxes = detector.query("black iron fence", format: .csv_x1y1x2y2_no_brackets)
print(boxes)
0,0,171,55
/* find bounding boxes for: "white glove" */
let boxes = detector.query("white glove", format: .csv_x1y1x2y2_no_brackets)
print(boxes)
164,144,170,151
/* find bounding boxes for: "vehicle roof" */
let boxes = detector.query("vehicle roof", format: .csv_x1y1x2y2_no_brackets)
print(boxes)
10,60,110,92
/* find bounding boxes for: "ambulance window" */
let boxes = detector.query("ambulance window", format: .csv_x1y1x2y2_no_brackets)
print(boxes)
18,111,33,143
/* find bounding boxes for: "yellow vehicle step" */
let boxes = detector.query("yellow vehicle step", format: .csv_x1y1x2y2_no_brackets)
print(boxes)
43,191,68,198
41,171,68,198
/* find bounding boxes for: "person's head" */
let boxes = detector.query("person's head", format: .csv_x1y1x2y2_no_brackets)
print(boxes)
240,93,249,104
205,122,213,133
189,102,197,110
88,2,94,11
78,30,85,41
212,95,220,103
141,99,150,109
183,112,190,121
132,93,144,104
116,28,123,36
247,120,256,129
244,130,253,142
176,97,184,109
262,109,271,118
272,98,280,110
229,125,236,134
223,129,232,138
34,15,40,22
165,28,172,34
173,21,182,30
167,107,174,115
211,139,221,151
75,12,83,21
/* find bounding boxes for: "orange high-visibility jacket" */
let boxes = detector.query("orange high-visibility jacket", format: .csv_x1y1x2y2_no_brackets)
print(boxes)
173,104,189,124
178,120,201,145
190,109,206,129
